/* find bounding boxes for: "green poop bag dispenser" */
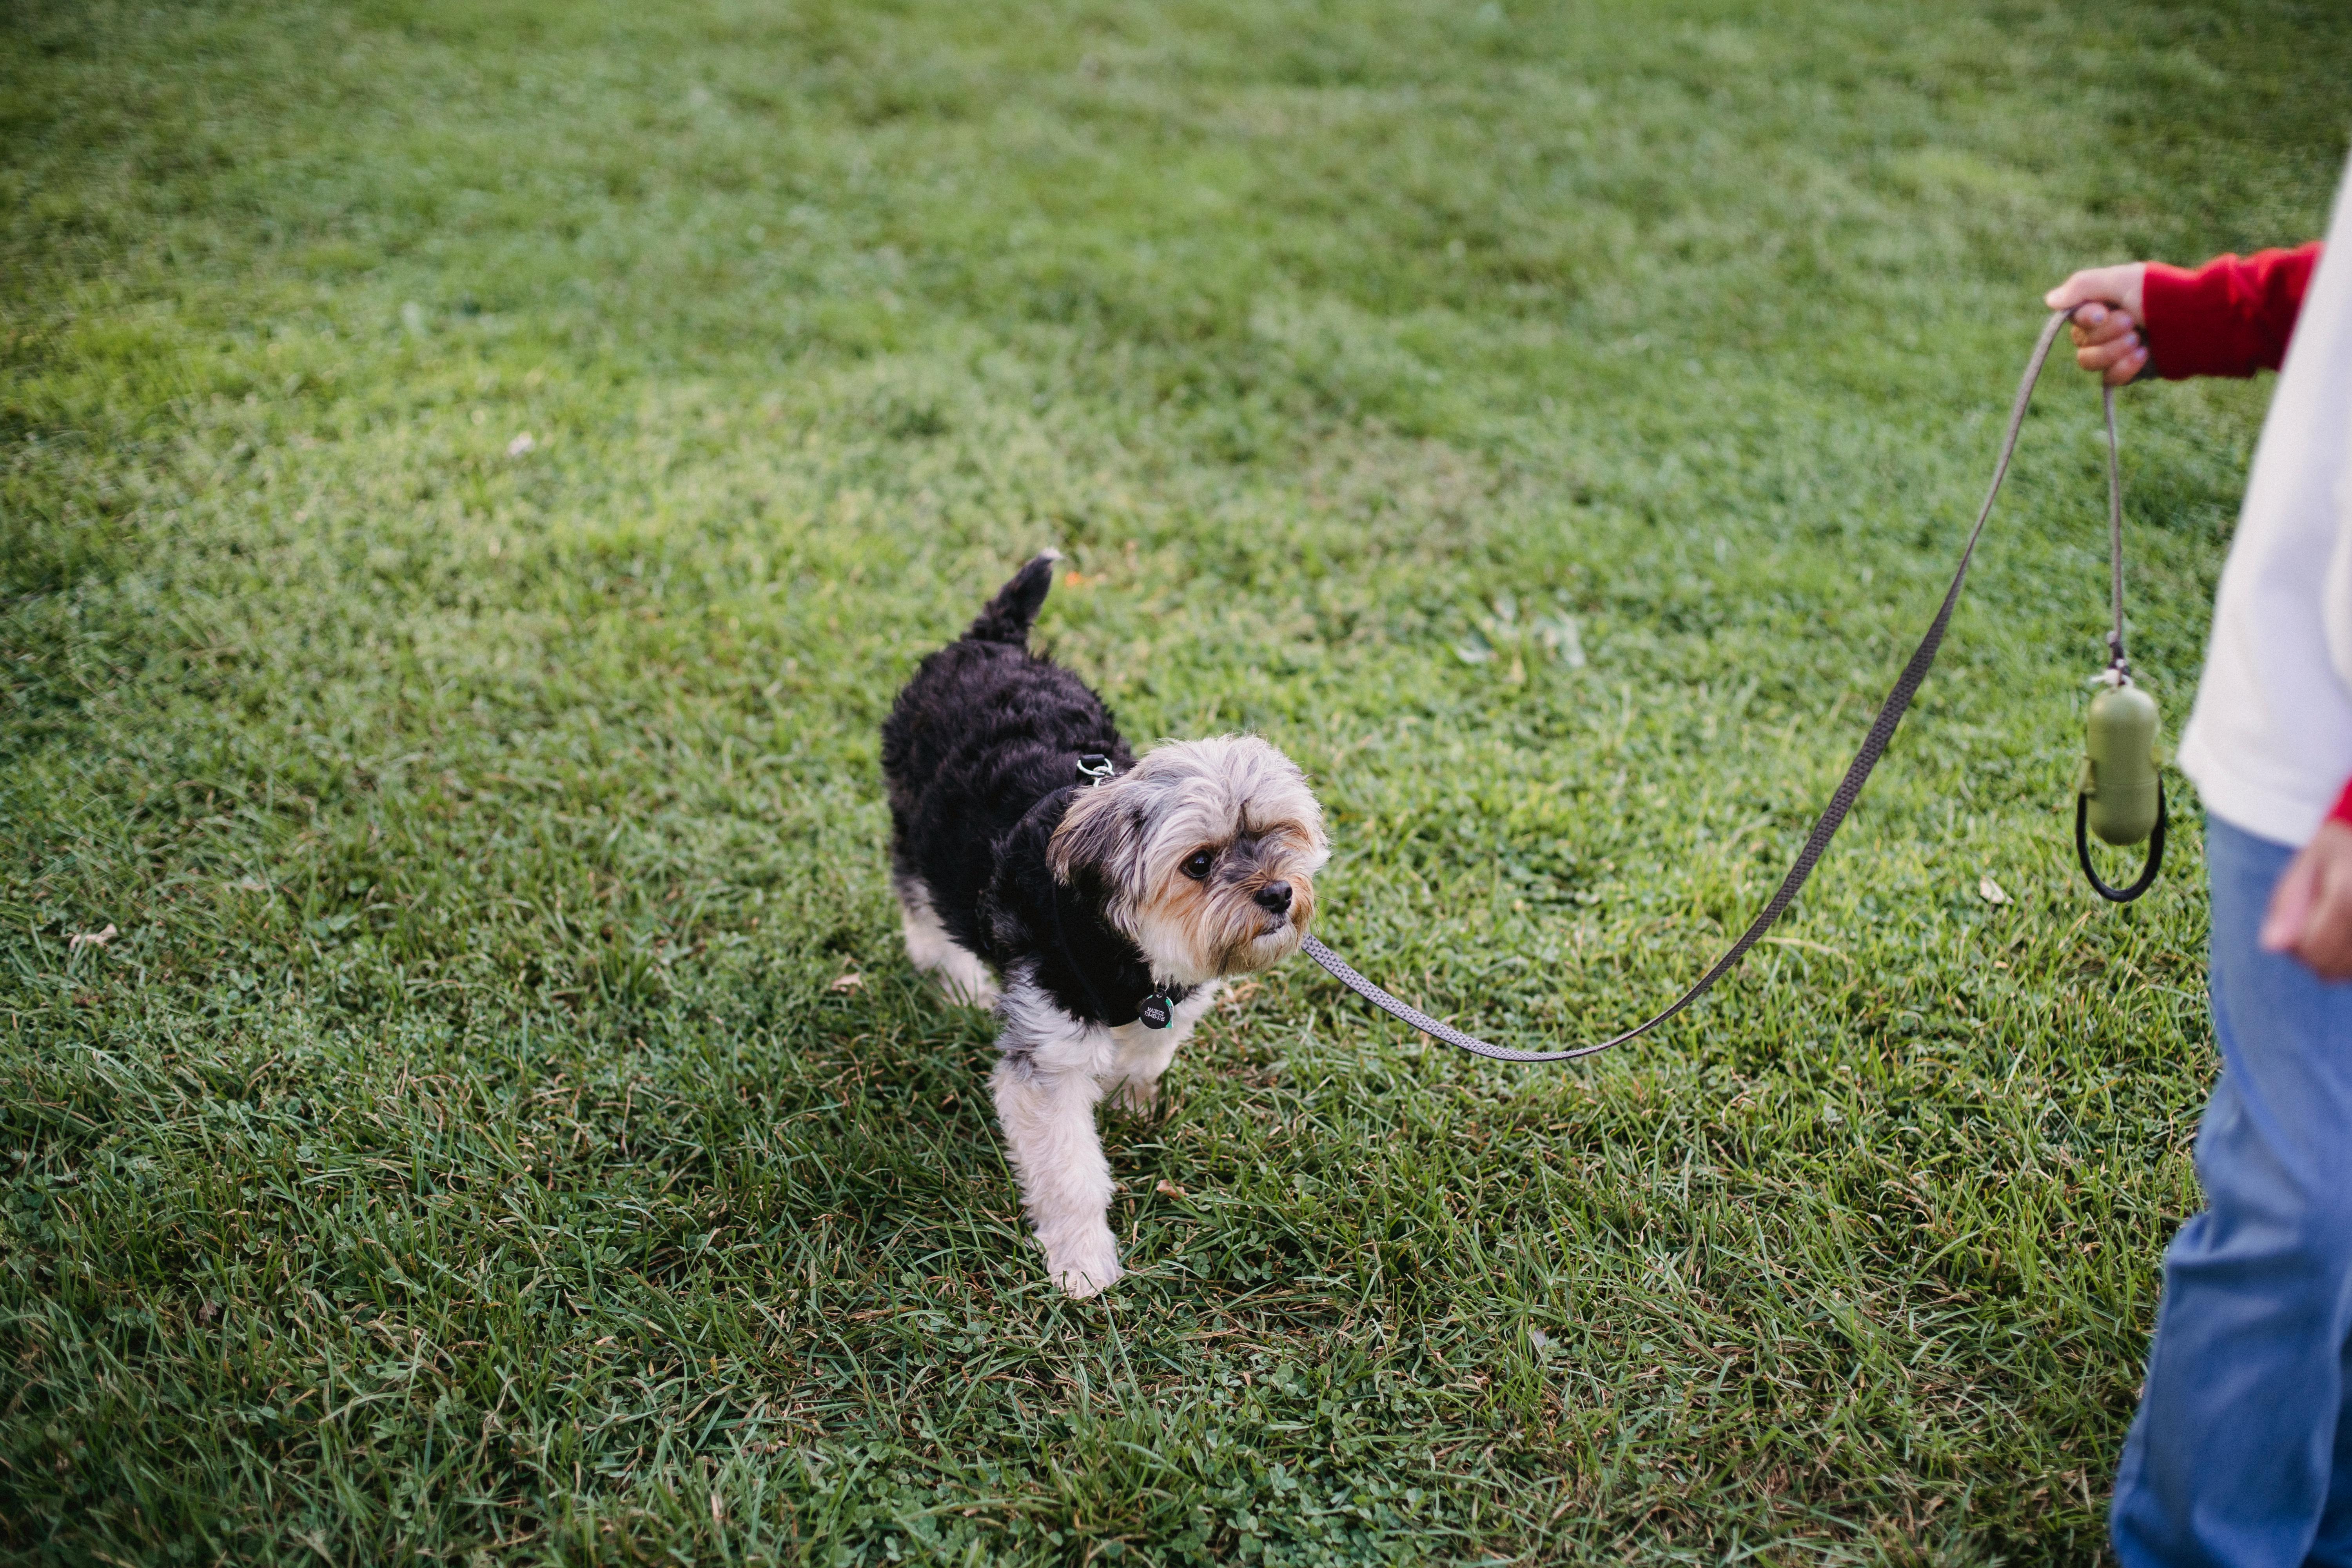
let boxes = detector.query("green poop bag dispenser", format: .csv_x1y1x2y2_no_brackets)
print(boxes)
2074,671,2167,902
2078,679,2161,846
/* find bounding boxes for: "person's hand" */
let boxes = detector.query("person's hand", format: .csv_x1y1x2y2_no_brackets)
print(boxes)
2044,263,2151,386
2260,820,2352,981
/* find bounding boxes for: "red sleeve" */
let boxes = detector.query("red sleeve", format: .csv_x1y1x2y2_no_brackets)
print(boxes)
2142,243,2321,379
2329,777,2352,829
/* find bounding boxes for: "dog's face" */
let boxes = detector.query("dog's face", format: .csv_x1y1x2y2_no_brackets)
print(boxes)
1050,735,1328,987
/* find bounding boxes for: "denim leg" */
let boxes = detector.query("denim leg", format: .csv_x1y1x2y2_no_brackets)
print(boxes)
2111,815,2352,1568
2312,1330,2352,1567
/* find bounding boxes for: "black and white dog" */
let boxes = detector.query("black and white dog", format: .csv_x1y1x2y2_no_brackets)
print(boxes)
881,553,1327,1296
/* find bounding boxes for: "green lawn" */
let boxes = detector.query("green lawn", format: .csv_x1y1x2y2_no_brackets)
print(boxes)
6,0,2350,1561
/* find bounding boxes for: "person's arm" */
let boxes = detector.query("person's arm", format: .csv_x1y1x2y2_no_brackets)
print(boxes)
2142,244,2323,378
2042,243,2323,386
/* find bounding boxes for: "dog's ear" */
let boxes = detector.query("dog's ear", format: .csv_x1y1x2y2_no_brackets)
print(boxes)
1050,782,1143,893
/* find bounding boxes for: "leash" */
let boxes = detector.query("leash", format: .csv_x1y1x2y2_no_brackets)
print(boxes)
1303,308,2150,1064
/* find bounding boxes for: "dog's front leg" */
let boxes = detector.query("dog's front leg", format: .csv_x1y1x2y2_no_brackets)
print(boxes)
991,984,1120,1296
1108,1037,1178,1118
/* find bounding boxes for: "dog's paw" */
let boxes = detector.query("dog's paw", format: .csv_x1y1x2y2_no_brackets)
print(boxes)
1045,1231,1123,1298
1110,1077,1161,1119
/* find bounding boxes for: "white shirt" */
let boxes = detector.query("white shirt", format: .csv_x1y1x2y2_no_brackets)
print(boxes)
2176,147,2352,849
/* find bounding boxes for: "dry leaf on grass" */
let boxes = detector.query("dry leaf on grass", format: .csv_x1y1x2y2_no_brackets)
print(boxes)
69,924,118,950
828,971,864,994
1978,875,2010,906
1155,1178,1190,1199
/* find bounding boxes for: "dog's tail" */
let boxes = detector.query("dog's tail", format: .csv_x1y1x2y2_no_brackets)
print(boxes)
964,550,1062,645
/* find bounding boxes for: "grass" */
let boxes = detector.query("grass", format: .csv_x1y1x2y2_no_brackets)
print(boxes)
5,0,2351,1560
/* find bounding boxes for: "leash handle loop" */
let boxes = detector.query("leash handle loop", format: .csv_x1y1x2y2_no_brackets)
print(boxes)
1306,310,2102,1063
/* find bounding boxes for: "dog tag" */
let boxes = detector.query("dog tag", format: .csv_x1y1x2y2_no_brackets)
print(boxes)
1138,994,1175,1029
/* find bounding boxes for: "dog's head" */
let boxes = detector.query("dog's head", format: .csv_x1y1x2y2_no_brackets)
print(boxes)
1050,735,1328,987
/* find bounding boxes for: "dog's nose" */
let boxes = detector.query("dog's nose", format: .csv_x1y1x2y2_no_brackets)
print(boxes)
1252,880,1293,915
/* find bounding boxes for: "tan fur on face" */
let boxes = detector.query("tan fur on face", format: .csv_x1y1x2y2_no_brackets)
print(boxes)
1051,735,1328,987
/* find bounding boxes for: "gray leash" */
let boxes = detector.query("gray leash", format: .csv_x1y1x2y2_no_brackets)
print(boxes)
1303,309,2114,1063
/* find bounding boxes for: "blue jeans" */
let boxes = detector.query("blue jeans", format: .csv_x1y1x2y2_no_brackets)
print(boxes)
2113,815,2352,1568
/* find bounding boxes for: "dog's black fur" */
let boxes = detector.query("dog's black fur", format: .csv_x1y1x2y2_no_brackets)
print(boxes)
881,554,1177,1027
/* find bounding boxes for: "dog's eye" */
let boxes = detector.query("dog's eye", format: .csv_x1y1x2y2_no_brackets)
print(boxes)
1181,849,1216,880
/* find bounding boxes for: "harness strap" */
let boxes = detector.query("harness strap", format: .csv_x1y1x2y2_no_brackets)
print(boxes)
1305,309,2114,1063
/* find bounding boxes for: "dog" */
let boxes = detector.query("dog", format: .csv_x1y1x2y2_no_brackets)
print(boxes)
881,552,1328,1296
